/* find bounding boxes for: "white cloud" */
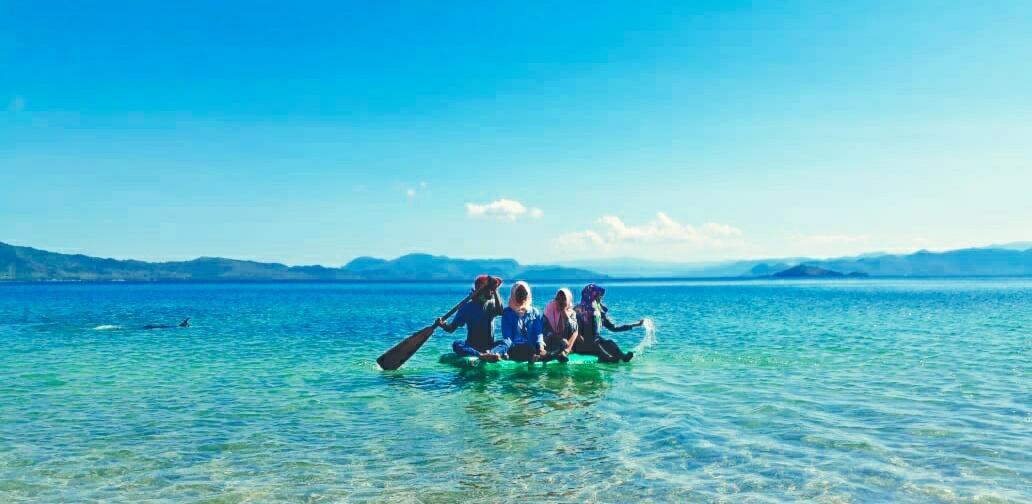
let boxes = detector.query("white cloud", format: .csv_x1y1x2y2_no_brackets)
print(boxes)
466,199,543,221
405,182,428,199
595,212,742,244
555,212,744,255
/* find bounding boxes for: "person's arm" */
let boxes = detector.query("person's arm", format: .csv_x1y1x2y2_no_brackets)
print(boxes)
500,309,515,345
436,318,458,333
601,312,643,332
533,313,545,354
436,305,466,333
559,316,578,354
541,314,554,340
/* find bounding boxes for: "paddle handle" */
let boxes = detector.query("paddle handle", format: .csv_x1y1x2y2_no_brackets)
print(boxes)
438,279,497,323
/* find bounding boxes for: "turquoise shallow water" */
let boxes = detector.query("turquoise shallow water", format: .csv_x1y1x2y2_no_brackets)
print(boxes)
0,279,1029,503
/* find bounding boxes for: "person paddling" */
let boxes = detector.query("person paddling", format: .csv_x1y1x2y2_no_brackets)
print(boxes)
436,275,506,363
573,284,643,363
500,281,546,362
543,288,578,363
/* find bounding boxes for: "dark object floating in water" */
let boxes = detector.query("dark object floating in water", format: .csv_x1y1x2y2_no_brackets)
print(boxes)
142,318,190,330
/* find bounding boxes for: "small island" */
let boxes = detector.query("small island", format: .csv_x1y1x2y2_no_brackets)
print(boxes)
772,265,868,278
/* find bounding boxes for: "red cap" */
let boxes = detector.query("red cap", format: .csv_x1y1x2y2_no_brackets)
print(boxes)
474,275,502,291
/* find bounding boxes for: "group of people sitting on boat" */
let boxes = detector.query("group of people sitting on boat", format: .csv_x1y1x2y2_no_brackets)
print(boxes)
436,275,645,364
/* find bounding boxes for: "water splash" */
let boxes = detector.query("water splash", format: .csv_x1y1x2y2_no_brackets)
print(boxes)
631,317,657,354
92,324,122,331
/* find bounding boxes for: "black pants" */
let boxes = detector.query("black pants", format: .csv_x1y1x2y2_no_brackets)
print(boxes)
573,336,624,362
507,343,539,362
545,335,570,354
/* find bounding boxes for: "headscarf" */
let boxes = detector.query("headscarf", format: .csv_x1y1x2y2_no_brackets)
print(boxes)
472,275,491,303
545,288,574,336
576,283,607,328
508,281,532,315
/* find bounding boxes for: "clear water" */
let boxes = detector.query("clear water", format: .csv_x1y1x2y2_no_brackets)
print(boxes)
0,280,1029,503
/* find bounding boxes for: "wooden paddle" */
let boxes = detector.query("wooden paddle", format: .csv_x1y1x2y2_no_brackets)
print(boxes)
376,280,497,370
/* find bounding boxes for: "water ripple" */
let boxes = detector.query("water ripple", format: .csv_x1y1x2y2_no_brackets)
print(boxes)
0,280,1029,502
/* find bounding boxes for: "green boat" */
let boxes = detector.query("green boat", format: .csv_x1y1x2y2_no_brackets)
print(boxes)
438,352,600,369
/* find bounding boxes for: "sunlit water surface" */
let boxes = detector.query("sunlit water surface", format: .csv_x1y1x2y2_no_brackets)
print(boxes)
0,280,1029,502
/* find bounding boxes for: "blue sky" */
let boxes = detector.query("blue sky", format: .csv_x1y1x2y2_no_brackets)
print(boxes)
2,1,1030,265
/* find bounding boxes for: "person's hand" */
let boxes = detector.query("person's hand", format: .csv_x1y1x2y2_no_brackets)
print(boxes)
435,317,446,328
491,276,504,291
637,319,646,327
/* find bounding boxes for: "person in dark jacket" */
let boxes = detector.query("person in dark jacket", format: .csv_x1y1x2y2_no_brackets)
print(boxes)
437,275,505,362
542,287,578,363
573,284,643,363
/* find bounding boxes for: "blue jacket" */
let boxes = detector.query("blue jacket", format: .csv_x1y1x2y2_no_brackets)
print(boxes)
448,298,503,352
501,306,544,348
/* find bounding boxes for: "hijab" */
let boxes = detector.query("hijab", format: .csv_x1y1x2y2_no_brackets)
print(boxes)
545,288,574,336
576,283,607,328
508,281,532,316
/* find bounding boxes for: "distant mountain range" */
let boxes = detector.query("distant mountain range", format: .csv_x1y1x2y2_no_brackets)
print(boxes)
0,242,602,282
1,241,1030,282
558,242,1032,278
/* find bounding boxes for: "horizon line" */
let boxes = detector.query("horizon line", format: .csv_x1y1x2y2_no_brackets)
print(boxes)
3,239,1031,269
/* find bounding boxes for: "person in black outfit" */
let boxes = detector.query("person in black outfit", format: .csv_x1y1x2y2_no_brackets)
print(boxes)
572,284,644,363
542,287,578,363
437,275,506,363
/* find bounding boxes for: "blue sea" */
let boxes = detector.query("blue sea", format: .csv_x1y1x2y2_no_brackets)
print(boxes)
0,279,1029,503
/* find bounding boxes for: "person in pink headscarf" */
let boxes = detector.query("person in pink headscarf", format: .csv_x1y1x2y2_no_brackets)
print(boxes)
542,288,578,363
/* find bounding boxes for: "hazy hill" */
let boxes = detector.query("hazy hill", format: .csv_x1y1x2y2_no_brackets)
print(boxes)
772,265,845,278
558,245,1032,278
808,248,1032,277
987,241,1032,251
3,241,1030,281
0,243,603,282
339,253,600,281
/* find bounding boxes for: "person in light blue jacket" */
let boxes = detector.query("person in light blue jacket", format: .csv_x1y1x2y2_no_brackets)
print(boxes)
500,281,546,362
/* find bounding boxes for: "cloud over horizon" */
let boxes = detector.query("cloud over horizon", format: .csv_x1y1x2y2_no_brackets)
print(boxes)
466,199,543,221
555,212,745,257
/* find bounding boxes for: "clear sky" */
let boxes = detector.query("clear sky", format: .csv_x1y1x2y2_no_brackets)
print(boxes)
3,1,1030,265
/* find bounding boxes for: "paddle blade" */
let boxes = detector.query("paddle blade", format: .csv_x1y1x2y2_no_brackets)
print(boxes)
376,325,436,370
